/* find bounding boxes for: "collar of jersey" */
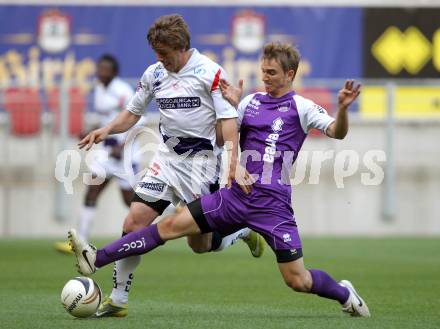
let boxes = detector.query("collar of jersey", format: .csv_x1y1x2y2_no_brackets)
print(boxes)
170,48,200,75
259,90,296,104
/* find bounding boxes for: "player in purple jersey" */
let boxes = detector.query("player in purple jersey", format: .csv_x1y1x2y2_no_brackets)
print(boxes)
69,42,370,317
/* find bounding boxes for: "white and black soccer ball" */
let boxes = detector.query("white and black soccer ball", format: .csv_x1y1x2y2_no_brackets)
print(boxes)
61,277,102,318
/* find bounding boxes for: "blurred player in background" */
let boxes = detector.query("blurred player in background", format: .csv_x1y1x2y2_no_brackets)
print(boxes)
55,54,139,252
76,14,264,317
69,42,370,317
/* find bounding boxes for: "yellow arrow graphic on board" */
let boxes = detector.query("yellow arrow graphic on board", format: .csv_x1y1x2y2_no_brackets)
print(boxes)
372,26,432,75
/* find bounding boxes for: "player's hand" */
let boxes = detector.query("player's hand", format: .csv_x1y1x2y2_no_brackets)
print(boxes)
78,125,99,140
227,163,255,194
338,80,361,109
78,127,110,150
219,79,244,108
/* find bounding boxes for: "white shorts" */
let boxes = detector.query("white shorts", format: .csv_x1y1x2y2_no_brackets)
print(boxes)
135,151,221,205
88,151,138,190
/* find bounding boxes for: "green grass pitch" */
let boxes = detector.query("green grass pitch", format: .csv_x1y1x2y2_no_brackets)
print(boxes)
0,237,439,329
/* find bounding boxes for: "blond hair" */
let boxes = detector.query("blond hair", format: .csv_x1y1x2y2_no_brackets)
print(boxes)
147,14,191,51
262,42,300,78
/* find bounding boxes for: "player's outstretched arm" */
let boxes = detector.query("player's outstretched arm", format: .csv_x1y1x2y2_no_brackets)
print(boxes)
326,80,361,140
78,110,140,150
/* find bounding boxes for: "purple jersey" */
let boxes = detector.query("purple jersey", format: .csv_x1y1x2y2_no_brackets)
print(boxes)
237,91,334,197
200,90,334,253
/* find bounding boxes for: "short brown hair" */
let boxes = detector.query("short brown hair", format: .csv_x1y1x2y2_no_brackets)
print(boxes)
147,14,191,51
262,42,300,78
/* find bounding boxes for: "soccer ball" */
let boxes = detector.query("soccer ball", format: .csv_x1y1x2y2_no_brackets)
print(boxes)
61,277,102,318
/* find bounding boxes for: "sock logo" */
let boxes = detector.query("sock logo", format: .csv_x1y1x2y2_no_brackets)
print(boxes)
125,273,134,292
112,267,118,289
118,238,146,252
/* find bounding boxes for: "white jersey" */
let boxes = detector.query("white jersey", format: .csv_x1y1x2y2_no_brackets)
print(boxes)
126,48,237,155
128,49,237,205
94,77,136,143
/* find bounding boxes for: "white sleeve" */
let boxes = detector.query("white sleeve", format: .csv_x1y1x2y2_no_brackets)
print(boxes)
210,67,237,119
295,94,335,134
236,93,255,128
126,71,153,116
212,89,238,119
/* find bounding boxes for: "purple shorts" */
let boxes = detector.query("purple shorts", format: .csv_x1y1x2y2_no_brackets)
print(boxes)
199,183,302,252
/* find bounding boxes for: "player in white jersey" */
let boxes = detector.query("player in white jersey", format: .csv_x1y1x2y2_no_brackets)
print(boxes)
55,54,139,253
77,15,264,317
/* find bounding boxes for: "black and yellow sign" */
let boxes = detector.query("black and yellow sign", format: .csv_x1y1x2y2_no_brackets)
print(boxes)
364,8,440,77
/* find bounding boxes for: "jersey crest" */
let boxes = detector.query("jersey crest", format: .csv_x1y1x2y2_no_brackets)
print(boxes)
271,117,284,132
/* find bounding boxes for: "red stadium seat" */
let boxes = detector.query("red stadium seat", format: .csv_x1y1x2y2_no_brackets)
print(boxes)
3,87,42,136
297,87,334,137
47,87,85,136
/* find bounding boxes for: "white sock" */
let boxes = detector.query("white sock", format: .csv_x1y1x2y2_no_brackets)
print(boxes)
78,206,96,240
214,228,251,252
110,256,141,305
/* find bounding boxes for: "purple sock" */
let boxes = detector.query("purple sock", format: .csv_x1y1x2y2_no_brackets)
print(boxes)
309,269,350,304
95,224,164,268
